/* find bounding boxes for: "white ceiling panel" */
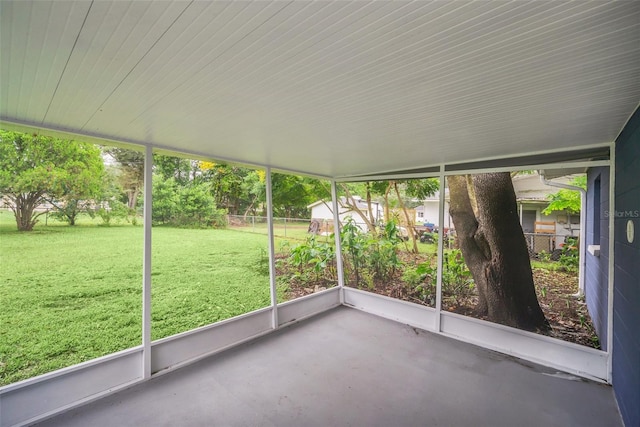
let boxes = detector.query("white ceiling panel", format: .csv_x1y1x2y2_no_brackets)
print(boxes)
1,1,638,178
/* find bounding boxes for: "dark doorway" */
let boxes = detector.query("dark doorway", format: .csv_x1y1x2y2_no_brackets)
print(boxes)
522,210,537,233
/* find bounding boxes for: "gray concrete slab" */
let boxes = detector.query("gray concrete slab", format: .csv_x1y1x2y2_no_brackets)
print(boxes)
35,307,622,427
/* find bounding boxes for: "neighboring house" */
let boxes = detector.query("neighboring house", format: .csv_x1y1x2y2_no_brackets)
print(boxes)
419,190,452,230
308,196,383,232
414,205,424,223
415,173,582,243
512,172,581,242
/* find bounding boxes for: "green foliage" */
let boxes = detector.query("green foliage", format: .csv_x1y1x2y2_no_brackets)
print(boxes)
0,130,105,231
404,178,439,200
543,175,586,215
271,173,315,218
340,217,368,285
558,236,579,272
403,249,475,306
366,220,403,281
206,163,249,214
175,181,222,227
103,147,144,211
96,200,131,226
152,175,180,224
402,261,438,305
49,199,94,226
286,235,337,282
153,154,194,185
151,175,227,228
335,217,404,287
538,250,551,262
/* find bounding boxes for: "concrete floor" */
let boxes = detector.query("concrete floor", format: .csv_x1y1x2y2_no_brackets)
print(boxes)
36,307,622,427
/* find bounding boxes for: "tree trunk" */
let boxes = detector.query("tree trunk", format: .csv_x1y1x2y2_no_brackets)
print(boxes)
448,173,549,332
383,184,392,222
11,192,45,231
127,187,140,211
340,184,376,232
365,183,376,226
393,182,419,253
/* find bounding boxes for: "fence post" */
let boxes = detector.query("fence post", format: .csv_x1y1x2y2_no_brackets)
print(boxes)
284,217,287,237
252,215,255,232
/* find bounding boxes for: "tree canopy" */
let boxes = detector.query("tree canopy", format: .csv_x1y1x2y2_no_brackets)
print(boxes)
542,175,586,215
0,130,104,231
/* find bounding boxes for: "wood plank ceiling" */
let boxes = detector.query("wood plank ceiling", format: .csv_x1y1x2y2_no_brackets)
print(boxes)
1,1,639,178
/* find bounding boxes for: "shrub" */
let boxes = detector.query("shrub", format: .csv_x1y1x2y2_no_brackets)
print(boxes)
152,176,227,228
404,249,475,307
96,200,131,226
366,220,402,281
558,236,579,273
340,218,367,286
152,176,179,224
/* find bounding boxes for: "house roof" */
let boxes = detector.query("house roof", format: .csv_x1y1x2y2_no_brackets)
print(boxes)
1,1,638,178
512,172,581,202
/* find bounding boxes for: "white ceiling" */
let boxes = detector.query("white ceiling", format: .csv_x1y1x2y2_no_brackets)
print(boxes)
1,1,639,178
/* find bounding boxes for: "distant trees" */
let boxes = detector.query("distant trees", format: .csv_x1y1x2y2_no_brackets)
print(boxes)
0,130,104,231
0,130,438,234
337,179,439,252
103,148,145,211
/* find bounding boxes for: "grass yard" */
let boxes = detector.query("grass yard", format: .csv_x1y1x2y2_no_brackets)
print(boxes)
0,210,279,385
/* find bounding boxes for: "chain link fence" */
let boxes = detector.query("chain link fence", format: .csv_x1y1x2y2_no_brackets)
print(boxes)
227,215,315,240
524,233,577,259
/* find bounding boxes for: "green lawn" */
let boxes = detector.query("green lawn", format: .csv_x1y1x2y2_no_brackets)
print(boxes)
0,210,280,385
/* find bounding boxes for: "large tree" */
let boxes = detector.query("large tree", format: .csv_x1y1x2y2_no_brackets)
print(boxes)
104,148,145,211
448,173,549,331
0,130,104,231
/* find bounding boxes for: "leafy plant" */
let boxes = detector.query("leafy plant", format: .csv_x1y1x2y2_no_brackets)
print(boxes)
366,220,403,281
286,235,336,282
95,200,131,226
404,249,475,307
254,247,270,277
340,218,367,286
441,250,475,306
402,261,437,305
152,176,227,228
538,250,551,262
558,236,579,273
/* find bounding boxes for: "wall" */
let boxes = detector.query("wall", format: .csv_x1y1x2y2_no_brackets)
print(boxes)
310,201,377,231
422,200,451,228
585,166,610,348
613,106,640,427
518,203,580,245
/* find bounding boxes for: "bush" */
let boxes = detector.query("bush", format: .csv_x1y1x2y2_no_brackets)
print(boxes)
287,235,336,282
96,200,131,226
152,176,227,228
366,220,402,281
403,249,475,307
152,176,179,224
340,218,367,286
558,236,579,273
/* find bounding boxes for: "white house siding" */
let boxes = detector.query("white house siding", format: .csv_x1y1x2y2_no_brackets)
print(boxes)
421,200,452,229
309,199,381,232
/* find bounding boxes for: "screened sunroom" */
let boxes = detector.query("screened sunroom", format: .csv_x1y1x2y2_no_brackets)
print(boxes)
1,1,639,426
